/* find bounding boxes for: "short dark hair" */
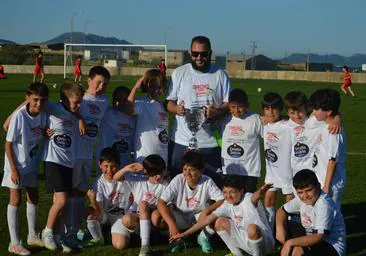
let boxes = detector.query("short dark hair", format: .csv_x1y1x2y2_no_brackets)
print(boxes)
112,86,131,105
342,65,349,71
143,154,166,177
27,82,49,97
262,92,283,111
182,150,204,170
293,169,320,190
222,175,244,190
284,91,308,111
309,88,340,116
99,147,119,165
88,66,111,80
191,36,211,50
229,88,249,107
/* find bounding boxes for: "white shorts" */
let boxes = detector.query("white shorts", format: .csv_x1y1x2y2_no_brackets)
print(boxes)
265,175,293,195
172,209,200,230
1,171,38,189
101,212,130,236
73,159,92,191
227,219,273,255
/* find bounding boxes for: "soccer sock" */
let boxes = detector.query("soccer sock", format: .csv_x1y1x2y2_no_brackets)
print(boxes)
26,202,37,236
7,204,19,245
87,220,103,239
139,219,151,246
265,207,275,232
216,230,243,256
248,237,264,256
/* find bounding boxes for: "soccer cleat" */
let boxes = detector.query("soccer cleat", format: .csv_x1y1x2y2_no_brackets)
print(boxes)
8,242,31,255
55,239,72,253
62,235,83,250
197,233,214,253
41,229,57,251
27,232,44,247
138,245,152,256
168,239,185,253
83,238,105,247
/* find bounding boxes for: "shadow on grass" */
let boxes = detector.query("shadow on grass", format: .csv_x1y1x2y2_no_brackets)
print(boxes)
343,202,366,254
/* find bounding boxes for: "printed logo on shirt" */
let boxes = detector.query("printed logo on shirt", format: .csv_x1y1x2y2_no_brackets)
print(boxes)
31,126,42,137
312,154,318,168
158,112,169,122
294,126,304,136
227,143,244,158
294,142,309,158
193,84,210,97
186,196,199,208
54,134,72,148
109,191,124,204
229,125,245,136
29,145,39,158
87,103,101,115
234,213,243,226
143,192,156,202
158,129,169,144
301,212,313,233
112,140,129,154
266,132,279,142
265,148,278,162
86,122,98,137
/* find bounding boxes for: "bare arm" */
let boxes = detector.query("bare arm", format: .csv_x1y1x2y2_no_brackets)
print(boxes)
281,234,326,256
322,159,336,194
157,199,180,237
113,163,144,181
127,76,144,104
5,141,20,185
275,207,288,245
167,100,185,116
251,183,273,207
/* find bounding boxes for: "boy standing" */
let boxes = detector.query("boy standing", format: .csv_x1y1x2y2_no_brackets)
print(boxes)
33,51,44,83
2,83,49,255
220,88,262,192
276,169,345,256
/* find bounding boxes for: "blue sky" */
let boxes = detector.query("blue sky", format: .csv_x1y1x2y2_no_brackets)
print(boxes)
1,0,365,58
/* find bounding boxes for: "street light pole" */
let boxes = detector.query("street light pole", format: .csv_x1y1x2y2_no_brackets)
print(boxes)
84,20,92,44
70,11,80,65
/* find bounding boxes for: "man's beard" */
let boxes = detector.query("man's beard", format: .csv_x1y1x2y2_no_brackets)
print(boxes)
191,58,211,72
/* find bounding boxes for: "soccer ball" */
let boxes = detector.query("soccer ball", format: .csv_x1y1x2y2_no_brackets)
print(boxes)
53,83,57,89
257,88,262,92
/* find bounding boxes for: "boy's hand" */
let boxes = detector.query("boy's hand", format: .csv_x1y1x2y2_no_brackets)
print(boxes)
125,163,144,173
134,76,145,90
258,183,273,196
327,115,341,134
79,119,86,135
276,228,287,245
44,128,54,138
322,185,330,194
168,225,180,238
169,232,184,242
11,170,20,185
281,240,293,256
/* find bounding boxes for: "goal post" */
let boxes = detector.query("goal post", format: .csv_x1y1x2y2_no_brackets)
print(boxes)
63,43,168,79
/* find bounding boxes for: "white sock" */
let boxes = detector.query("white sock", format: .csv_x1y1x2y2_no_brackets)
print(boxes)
249,237,264,256
44,226,53,234
204,226,216,237
87,220,103,239
26,202,37,236
139,219,151,246
265,207,275,232
7,204,19,245
217,230,243,256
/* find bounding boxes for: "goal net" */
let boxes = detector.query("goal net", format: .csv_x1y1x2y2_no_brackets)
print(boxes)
63,43,167,79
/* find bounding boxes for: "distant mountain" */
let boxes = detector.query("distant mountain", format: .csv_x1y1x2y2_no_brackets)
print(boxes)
280,53,366,66
0,39,16,45
43,32,132,45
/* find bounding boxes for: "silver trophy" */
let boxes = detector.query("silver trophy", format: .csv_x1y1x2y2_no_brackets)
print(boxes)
185,107,206,149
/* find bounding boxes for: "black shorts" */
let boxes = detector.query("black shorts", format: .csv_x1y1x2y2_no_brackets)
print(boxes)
44,161,73,193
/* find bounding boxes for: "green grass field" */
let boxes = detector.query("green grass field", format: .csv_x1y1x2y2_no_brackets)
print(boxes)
0,74,365,255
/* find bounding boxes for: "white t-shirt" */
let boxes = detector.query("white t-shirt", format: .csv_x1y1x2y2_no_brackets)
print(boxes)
75,93,109,159
283,192,346,256
96,107,135,169
166,63,231,148
263,120,292,189
134,96,169,163
160,174,224,214
4,104,47,174
288,116,323,174
42,102,79,168
213,193,274,246
314,124,346,188
126,176,168,207
93,175,132,215
220,112,262,177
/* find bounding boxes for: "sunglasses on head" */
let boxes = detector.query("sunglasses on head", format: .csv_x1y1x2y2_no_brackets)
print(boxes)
191,51,210,58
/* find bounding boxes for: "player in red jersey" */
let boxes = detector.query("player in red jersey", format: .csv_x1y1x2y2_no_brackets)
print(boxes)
341,65,355,97
74,57,82,82
33,51,45,83
158,58,167,76
0,64,5,79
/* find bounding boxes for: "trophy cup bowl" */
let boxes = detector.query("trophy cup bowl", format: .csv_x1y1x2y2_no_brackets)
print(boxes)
185,107,205,149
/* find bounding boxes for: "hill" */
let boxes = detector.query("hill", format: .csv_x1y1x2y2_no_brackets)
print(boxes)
43,32,132,45
0,39,16,45
280,53,366,66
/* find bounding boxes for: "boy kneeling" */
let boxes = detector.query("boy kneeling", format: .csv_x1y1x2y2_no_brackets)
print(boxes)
276,169,346,256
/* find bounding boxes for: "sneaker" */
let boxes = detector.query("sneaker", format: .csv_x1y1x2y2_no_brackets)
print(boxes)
8,242,31,255
27,232,44,247
62,235,83,250
41,229,57,251
55,239,72,253
168,239,185,253
139,245,152,256
83,238,104,247
197,233,213,253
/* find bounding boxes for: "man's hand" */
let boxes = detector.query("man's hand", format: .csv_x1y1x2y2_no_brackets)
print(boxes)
205,104,217,119
176,101,185,116
11,170,20,185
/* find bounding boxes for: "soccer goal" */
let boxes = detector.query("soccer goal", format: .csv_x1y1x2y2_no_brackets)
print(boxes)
63,43,168,79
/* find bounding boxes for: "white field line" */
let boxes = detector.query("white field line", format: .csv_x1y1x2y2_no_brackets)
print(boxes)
347,152,366,156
